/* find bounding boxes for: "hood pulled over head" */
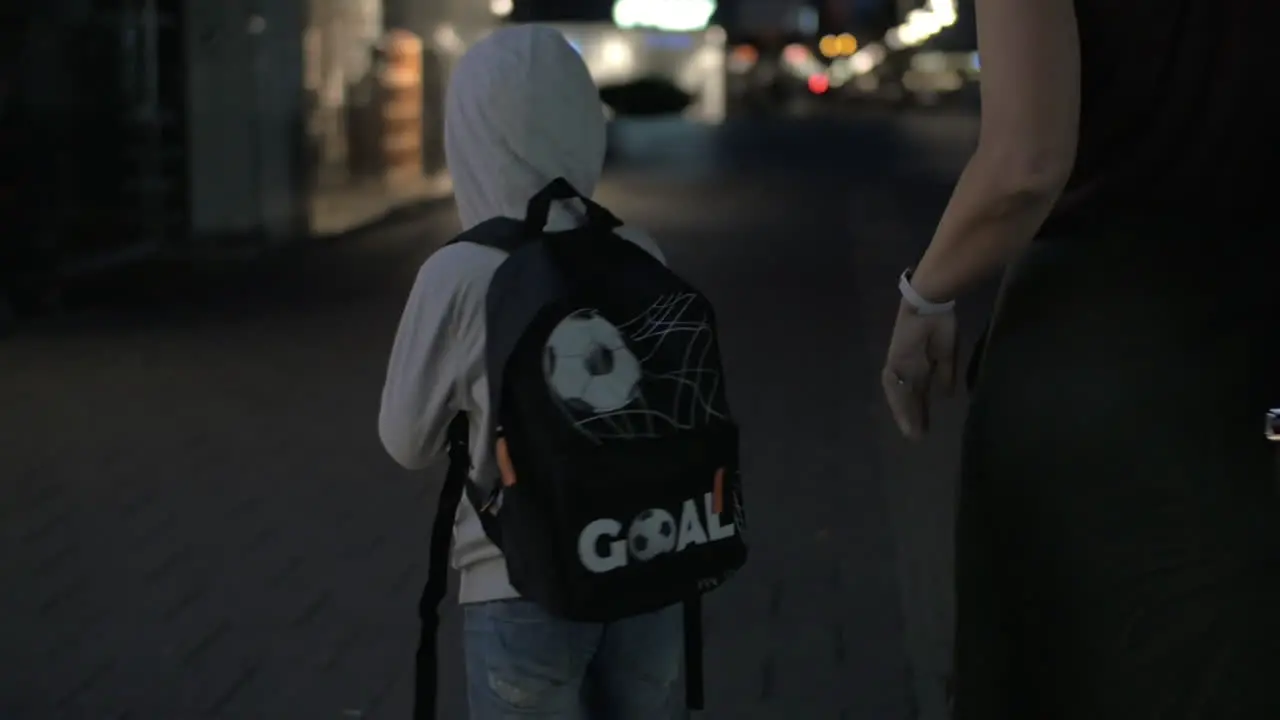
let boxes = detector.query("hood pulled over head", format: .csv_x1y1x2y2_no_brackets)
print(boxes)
444,25,607,231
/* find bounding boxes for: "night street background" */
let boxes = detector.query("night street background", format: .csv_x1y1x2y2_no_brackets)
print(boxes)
0,107,996,719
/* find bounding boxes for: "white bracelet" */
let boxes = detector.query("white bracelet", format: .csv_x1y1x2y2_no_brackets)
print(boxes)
898,269,955,315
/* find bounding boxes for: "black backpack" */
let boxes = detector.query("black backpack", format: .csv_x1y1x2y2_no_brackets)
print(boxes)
414,178,748,718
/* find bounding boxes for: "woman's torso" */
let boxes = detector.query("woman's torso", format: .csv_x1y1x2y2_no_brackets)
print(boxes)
1042,0,1280,237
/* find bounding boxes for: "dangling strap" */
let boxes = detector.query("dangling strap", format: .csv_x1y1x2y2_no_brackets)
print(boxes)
683,596,705,710
413,413,470,720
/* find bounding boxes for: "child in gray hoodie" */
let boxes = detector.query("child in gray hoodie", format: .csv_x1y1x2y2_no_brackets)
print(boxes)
379,25,679,720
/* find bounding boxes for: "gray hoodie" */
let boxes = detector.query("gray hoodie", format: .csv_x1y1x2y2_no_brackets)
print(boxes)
378,25,664,604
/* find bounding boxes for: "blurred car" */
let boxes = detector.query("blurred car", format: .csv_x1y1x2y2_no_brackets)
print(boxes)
546,23,727,123
599,77,694,116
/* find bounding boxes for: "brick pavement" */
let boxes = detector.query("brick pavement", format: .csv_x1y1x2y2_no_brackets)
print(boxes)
0,211,457,719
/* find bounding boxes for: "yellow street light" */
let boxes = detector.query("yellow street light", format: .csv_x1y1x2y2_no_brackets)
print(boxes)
836,33,857,55
819,34,840,58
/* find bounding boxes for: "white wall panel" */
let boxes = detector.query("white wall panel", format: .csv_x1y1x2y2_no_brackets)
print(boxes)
185,0,305,247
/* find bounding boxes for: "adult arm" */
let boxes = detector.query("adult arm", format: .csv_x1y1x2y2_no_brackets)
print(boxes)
907,0,1082,303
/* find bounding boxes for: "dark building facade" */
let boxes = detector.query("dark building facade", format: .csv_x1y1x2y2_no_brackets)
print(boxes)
2,0,192,287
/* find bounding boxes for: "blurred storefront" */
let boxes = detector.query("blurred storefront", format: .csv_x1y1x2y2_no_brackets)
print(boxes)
185,0,494,242
302,0,489,235
300,0,502,235
1,0,491,311
386,0,500,163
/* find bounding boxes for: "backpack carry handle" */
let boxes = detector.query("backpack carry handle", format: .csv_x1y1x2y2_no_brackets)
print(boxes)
524,177,622,235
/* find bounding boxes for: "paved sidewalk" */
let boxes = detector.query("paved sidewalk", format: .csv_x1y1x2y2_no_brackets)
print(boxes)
309,172,453,237
0,111,980,720
0,206,460,718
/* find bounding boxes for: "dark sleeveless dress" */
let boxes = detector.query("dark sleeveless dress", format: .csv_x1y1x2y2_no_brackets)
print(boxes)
952,1,1280,717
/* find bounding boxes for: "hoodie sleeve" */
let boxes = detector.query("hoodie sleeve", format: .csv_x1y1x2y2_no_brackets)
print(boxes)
378,248,473,471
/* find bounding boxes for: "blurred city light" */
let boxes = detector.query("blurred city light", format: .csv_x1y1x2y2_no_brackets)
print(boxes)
819,33,858,59
850,45,885,73
819,34,840,58
600,36,634,73
824,0,957,85
489,0,514,17
783,43,811,65
431,24,466,57
807,74,830,94
613,0,717,31
781,43,827,79
884,0,957,50
728,44,759,73
827,42,886,86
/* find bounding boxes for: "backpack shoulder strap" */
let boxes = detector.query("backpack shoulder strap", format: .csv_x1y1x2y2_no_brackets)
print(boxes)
447,217,528,254
414,413,470,720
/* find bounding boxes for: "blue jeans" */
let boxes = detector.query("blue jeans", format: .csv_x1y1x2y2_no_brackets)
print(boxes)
463,599,682,719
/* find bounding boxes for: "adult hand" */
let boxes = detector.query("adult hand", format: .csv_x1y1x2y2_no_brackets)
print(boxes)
882,299,959,440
